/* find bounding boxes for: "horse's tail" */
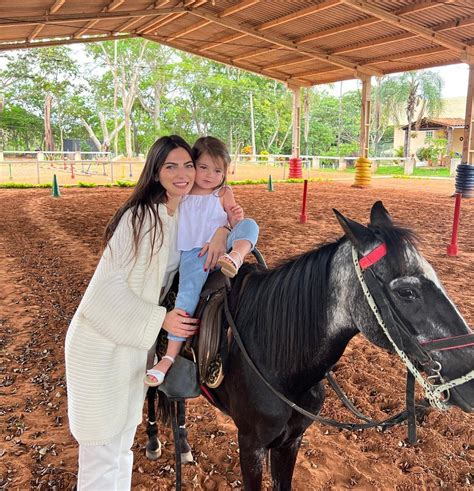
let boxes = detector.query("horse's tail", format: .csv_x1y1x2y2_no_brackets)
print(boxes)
156,390,172,425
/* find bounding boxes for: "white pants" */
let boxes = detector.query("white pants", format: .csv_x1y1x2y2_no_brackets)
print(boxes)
77,426,137,491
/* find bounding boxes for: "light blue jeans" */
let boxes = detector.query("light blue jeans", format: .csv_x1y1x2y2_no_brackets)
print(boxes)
168,218,259,341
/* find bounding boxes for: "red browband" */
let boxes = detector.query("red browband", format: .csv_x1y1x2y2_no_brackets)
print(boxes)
359,243,387,270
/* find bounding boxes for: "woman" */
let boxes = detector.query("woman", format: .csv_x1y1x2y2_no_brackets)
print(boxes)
65,135,228,490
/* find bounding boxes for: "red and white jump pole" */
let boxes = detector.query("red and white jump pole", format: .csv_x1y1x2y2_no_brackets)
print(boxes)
447,192,462,256
300,179,308,224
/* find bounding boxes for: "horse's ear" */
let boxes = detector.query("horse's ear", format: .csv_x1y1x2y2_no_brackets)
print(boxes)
370,201,393,227
333,208,374,251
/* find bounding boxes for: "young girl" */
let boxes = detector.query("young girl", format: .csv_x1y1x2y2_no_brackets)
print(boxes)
145,136,259,386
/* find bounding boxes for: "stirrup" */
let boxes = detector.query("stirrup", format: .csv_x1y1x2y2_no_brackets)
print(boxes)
217,251,243,278
144,355,175,387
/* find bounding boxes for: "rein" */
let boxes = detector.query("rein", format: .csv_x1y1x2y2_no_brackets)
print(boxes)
222,281,415,434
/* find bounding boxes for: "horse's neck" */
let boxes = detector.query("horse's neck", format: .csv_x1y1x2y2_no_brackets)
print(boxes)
294,243,360,387
242,242,359,392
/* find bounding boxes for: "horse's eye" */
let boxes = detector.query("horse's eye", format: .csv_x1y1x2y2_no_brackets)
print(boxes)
396,288,418,300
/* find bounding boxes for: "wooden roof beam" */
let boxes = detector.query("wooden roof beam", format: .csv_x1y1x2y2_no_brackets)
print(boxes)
430,15,474,33
295,0,460,44
394,0,442,16
340,0,474,58
265,57,313,70
139,12,187,35
232,46,280,62
256,0,341,31
0,33,134,51
189,9,381,76
114,1,169,33
48,0,66,14
73,0,126,39
364,46,449,64
0,7,185,28
142,33,312,86
292,66,345,78
218,0,260,18
297,17,377,44
198,32,246,52
167,19,211,41
28,0,68,41
28,23,47,42
329,13,474,56
331,32,416,55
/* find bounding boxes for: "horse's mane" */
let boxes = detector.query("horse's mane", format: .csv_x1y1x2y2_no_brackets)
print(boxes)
234,223,418,374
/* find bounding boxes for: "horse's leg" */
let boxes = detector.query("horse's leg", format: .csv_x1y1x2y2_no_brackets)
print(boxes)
269,436,302,491
145,386,162,460
176,400,193,463
238,432,267,491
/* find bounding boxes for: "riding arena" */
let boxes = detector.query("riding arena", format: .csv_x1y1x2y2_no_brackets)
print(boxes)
1,177,473,489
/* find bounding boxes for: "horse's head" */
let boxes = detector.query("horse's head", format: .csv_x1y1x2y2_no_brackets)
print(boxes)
334,201,474,413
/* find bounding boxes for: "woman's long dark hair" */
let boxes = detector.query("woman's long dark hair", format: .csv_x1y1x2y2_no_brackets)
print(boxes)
103,135,193,257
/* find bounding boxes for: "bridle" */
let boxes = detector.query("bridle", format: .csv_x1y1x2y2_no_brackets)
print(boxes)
352,243,474,411
222,243,474,443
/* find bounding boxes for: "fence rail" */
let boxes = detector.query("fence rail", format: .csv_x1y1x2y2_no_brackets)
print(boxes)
0,151,455,185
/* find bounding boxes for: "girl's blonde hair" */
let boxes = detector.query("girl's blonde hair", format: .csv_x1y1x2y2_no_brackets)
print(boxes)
192,136,231,189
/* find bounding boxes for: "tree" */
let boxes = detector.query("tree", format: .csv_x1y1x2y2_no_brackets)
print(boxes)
86,39,151,157
1,47,78,151
381,71,443,158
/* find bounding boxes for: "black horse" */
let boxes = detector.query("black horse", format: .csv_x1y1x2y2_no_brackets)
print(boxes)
147,201,474,490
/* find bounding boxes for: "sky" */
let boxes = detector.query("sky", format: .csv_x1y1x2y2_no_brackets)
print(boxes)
332,64,468,99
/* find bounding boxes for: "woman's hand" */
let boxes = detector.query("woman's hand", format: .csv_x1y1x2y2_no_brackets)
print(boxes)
199,226,229,271
162,308,199,338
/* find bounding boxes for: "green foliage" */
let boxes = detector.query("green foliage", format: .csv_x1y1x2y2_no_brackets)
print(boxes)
416,137,448,164
77,181,97,187
0,182,52,188
115,180,136,187
0,40,447,163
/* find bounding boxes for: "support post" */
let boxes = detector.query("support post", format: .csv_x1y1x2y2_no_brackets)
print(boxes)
289,84,302,179
300,179,308,224
461,64,474,165
249,92,256,156
447,193,462,256
404,156,415,175
353,76,372,188
450,157,461,177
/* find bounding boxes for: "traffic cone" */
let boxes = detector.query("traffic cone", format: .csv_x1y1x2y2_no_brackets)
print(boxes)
52,174,61,198
268,174,274,192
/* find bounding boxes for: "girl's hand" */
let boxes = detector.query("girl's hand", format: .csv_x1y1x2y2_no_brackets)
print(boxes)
228,204,244,225
200,226,229,271
162,308,199,338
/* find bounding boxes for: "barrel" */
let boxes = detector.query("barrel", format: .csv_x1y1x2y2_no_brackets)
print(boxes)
455,163,474,198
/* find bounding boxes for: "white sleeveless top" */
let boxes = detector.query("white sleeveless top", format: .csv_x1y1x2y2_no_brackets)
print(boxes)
177,193,228,251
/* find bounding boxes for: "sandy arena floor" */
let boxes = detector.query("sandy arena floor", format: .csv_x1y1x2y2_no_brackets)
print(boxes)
0,179,473,489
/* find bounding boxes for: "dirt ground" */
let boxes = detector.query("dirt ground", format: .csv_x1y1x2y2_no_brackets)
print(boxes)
1,179,473,490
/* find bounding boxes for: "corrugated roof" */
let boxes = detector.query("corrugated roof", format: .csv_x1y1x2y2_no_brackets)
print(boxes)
402,117,466,129
0,0,472,87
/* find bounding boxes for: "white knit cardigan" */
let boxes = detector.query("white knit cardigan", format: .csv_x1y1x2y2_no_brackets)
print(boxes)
65,205,177,446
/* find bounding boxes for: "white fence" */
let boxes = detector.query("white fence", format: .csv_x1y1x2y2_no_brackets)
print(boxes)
0,151,455,185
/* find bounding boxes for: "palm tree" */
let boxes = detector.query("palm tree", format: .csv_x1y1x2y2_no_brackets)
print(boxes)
380,71,443,158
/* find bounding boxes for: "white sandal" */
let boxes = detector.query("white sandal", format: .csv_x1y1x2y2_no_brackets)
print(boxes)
217,251,243,278
144,355,175,387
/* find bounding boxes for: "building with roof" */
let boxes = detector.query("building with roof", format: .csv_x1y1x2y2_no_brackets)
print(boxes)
393,96,467,162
